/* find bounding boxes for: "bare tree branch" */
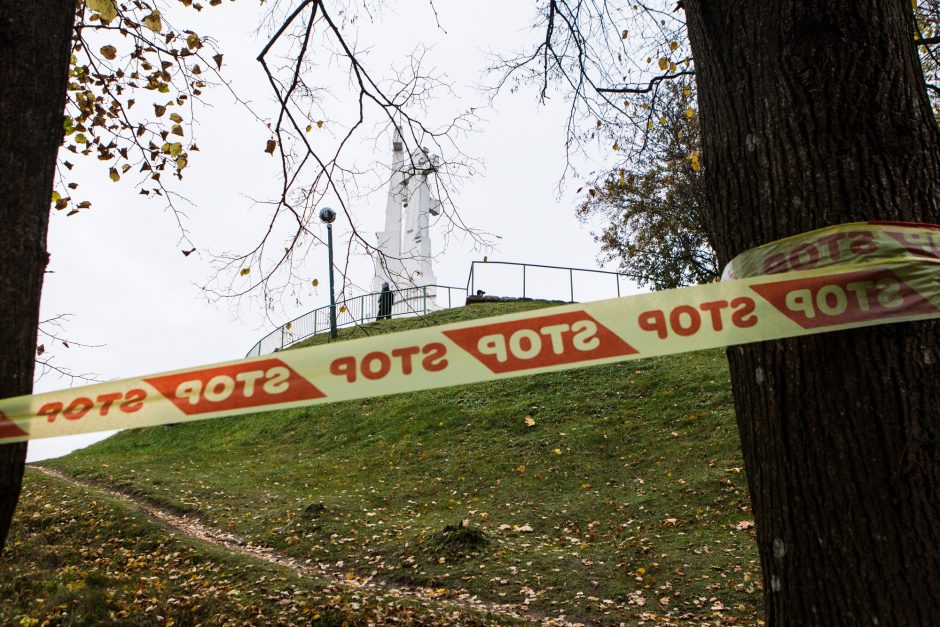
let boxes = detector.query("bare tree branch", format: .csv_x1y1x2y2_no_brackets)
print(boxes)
485,0,691,174
35,314,103,385
205,0,488,319
597,69,694,93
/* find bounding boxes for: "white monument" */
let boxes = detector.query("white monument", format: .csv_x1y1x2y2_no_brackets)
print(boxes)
372,132,441,302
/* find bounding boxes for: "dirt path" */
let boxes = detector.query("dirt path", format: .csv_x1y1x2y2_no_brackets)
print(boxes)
32,465,579,626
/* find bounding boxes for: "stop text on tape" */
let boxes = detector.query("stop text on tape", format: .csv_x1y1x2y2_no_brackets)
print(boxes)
1,222,938,444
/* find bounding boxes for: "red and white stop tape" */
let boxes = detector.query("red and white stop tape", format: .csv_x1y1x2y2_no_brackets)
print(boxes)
1,222,938,444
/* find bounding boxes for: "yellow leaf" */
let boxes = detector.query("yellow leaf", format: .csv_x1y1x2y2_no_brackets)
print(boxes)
240,268,250,276
285,322,292,330
162,142,183,157
169,112,183,123
669,62,677,73
682,85,692,97
669,41,679,51
690,150,701,171
612,142,619,151
312,278,319,287
51,191,61,203
646,120,653,130
658,57,668,71
109,168,120,182
305,124,312,133
186,33,202,50
100,45,117,60
88,0,117,23
659,116,666,125
524,416,536,427
142,10,163,33
685,107,695,119
316,120,324,128
553,448,562,455
175,155,188,171
339,305,347,313
517,464,526,473
171,124,184,136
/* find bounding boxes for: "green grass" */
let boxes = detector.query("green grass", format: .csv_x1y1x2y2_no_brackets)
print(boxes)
35,302,762,624
2,471,501,626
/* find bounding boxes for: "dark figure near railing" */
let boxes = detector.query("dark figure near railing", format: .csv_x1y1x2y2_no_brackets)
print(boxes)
377,282,394,320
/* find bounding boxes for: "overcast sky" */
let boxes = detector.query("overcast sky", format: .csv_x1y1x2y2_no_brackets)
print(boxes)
28,1,640,461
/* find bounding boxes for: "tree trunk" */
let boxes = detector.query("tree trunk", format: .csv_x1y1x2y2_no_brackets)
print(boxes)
683,0,940,623
0,1,74,551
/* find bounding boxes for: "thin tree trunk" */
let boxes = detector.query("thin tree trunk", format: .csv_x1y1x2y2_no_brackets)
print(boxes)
0,1,75,551
684,0,940,623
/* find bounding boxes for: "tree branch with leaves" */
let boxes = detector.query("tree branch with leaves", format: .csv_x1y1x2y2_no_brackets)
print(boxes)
577,79,715,289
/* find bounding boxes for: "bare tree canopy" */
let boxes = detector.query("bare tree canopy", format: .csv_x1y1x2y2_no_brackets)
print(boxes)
208,0,487,308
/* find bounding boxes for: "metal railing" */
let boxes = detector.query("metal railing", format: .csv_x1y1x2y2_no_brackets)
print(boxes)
245,284,467,357
465,260,631,303
246,261,636,358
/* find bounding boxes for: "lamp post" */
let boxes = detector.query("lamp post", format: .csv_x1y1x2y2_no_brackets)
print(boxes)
319,206,338,340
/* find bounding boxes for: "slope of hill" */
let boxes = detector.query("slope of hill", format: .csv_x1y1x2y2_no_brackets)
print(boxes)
2,469,509,625
26,301,762,624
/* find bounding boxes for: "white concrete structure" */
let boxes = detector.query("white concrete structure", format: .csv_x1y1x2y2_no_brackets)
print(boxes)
372,132,440,300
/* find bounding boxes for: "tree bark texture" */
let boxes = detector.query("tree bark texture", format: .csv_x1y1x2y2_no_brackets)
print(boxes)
683,0,940,624
0,1,74,551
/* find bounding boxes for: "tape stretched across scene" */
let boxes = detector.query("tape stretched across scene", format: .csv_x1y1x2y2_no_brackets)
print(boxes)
1,221,938,444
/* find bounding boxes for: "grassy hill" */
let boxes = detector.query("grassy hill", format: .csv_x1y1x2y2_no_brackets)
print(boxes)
3,471,503,626
14,301,762,624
